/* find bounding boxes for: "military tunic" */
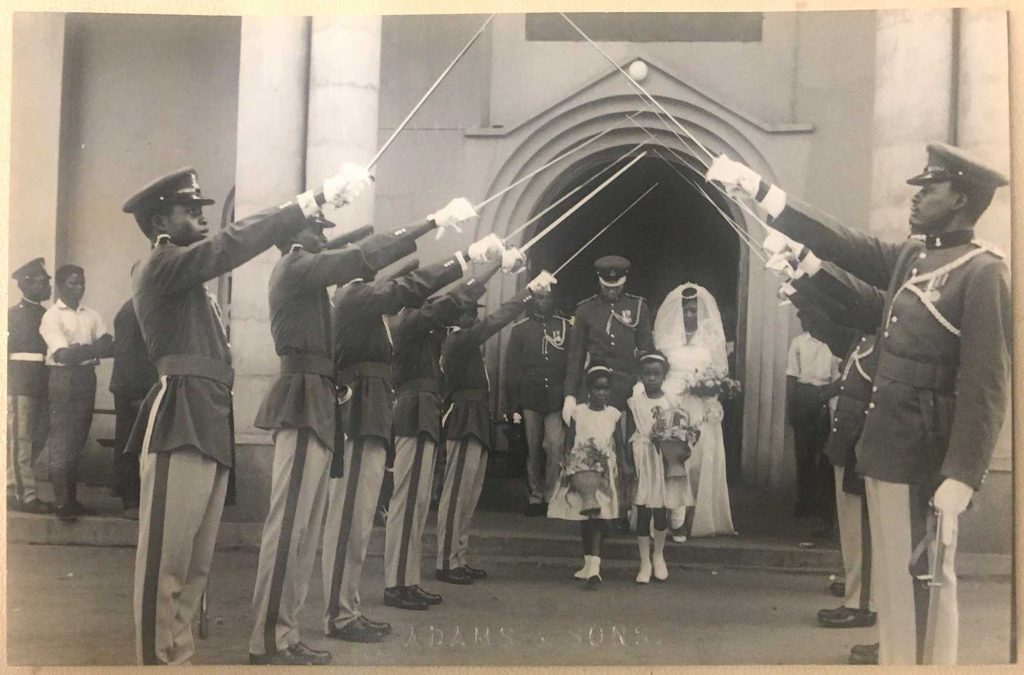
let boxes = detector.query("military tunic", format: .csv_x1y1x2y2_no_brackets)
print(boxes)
565,293,653,408
771,200,1011,492
8,299,49,398
7,299,49,504
505,312,571,414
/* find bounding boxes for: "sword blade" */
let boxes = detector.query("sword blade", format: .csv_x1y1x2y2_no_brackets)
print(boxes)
555,183,659,276
521,151,647,253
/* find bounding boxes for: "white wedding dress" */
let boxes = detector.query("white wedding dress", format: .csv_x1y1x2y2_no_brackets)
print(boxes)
654,284,736,538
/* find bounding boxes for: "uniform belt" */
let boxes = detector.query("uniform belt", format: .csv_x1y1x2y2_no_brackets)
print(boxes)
9,352,44,362
337,361,392,385
397,378,440,396
451,388,489,403
156,354,235,388
875,352,956,392
280,353,334,379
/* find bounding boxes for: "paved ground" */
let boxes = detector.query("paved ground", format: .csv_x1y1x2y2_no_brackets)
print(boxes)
6,544,1012,667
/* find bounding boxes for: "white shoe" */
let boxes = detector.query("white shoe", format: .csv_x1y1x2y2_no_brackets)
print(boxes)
574,555,591,580
672,534,687,543
635,537,652,584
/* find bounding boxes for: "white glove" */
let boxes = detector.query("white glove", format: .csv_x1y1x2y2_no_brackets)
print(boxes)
761,228,792,256
932,478,974,545
527,270,557,294
429,197,478,239
323,162,372,208
776,281,797,301
765,251,796,278
468,233,504,264
705,154,761,199
561,395,577,426
501,247,527,274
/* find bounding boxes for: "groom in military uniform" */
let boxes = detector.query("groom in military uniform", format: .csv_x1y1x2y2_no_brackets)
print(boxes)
709,142,1011,665
563,255,653,418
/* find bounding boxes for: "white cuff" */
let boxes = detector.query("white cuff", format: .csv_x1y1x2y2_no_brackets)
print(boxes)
454,250,469,273
759,184,787,219
798,254,822,277
297,190,320,218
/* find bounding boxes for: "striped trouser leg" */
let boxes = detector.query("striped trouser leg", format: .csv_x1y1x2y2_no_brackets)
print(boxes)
133,448,229,665
834,466,873,611
435,437,486,571
384,435,437,588
7,395,41,503
321,436,387,631
249,428,332,656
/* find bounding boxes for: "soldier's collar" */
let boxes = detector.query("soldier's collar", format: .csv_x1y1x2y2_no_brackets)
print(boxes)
924,229,974,250
20,298,43,307
154,234,172,248
290,243,304,253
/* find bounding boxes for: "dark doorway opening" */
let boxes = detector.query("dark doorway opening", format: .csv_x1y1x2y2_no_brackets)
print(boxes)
524,146,746,482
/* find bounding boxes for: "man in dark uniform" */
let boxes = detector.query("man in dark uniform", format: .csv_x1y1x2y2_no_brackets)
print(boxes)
384,257,505,609
435,268,556,584
563,255,653,420
247,214,396,665
709,142,1011,665
123,162,371,665
7,258,53,514
504,287,571,516
110,298,157,519
321,200,498,642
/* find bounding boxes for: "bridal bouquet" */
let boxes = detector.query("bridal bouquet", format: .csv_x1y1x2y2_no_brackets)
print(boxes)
687,367,742,401
560,437,610,479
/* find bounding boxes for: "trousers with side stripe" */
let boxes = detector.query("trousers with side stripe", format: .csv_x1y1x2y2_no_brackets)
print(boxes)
865,476,958,665
7,394,46,503
435,436,487,572
834,466,873,611
133,446,228,665
321,436,387,630
384,434,438,588
249,428,331,656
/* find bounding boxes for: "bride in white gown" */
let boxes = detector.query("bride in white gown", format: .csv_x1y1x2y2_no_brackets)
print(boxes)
653,283,736,537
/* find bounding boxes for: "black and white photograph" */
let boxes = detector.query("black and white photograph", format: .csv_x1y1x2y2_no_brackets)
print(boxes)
3,2,1016,668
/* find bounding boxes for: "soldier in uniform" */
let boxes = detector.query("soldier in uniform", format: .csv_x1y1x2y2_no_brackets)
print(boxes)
7,258,54,514
384,257,505,609
563,255,653,420
709,142,1011,665
504,287,571,516
247,214,398,665
435,267,557,584
123,163,370,665
322,202,499,642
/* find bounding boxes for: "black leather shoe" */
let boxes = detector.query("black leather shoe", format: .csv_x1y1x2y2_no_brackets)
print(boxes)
54,505,77,522
818,606,876,628
408,585,443,605
586,575,602,590
463,565,487,580
848,642,879,665
326,616,388,643
435,568,474,585
524,502,546,517
20,498,52,514
384,586,429,611
288,642,332,665
361,615,391,635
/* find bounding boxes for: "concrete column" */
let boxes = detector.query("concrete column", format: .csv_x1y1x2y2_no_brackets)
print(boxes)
868,9,953,240
231,16,310,440
305,16,382,233
9,13,65,275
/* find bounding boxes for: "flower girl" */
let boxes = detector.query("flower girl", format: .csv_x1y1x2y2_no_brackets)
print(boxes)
548,365,629,588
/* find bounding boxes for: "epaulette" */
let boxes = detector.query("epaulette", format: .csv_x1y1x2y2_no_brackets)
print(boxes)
971,238,1006,259
624,293,647,304
576,294,597,307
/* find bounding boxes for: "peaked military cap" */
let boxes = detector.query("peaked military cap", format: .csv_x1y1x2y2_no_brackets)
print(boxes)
11,257,49,281
122,166,216,233
594,255,630,287
907,142,1009,190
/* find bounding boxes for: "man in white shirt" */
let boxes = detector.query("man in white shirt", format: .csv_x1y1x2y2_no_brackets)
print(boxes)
39,264,113,521
786,315,841,532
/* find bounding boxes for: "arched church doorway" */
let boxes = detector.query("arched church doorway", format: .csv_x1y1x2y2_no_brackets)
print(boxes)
524,146,747,483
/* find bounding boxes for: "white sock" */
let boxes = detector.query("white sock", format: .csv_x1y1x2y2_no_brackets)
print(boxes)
575,555,591,580
636,537,652,584
590,556,602,579
652,530,669,580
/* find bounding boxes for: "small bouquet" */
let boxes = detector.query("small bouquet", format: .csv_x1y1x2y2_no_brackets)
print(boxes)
687,366,743,401
650,405,702,477
561,437,610,478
